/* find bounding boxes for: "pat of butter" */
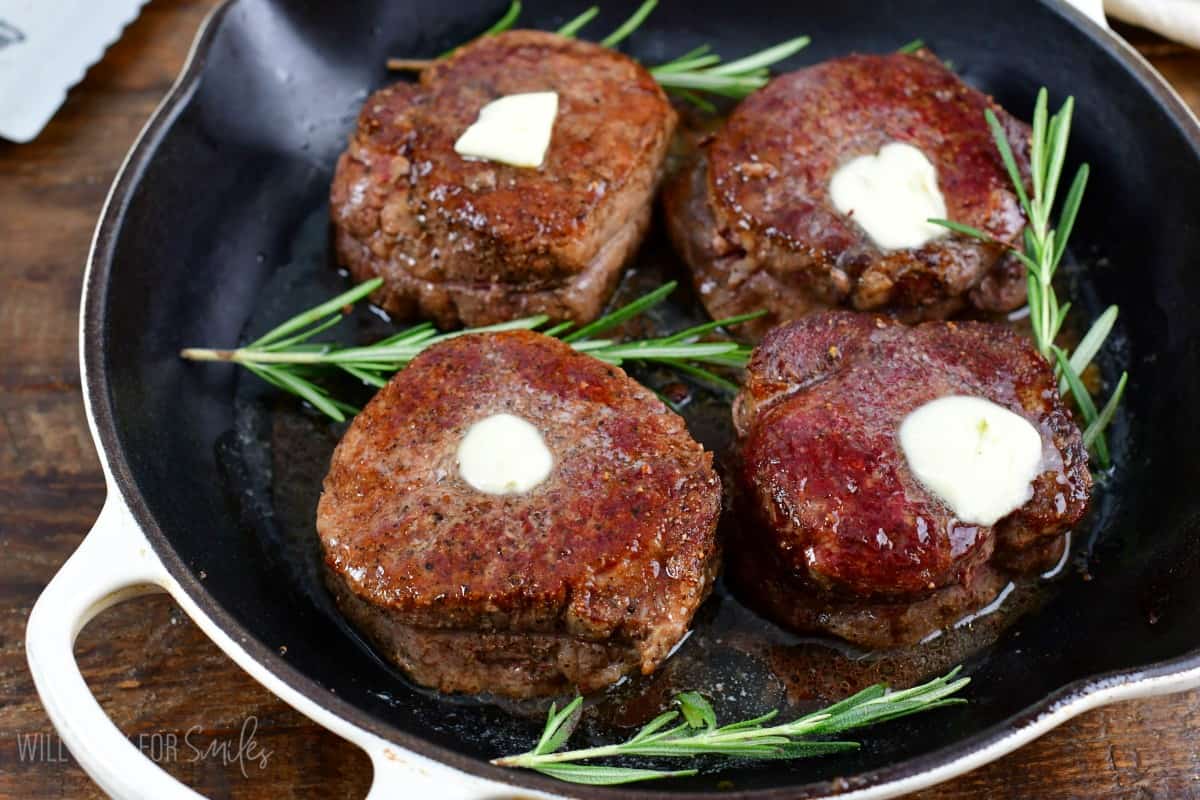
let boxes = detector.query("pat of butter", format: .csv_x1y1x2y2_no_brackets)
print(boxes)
899,396,1043,526
453,92,559,168
457,413,554,495
829,142,949,251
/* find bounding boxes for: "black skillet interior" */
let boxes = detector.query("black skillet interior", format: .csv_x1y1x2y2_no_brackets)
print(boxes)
91,0,1200,795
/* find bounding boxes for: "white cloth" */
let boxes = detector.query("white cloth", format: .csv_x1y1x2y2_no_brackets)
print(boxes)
1068,0,1200,49
0,0,150,142
1107,0,1200,49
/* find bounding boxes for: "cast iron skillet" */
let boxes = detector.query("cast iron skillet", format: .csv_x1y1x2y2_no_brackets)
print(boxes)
54,0,1200,796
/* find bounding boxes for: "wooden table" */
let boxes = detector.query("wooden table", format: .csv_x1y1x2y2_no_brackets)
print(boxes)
1,2,1197,797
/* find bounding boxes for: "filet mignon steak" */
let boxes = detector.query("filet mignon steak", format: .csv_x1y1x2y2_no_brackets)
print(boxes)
664,51,1031,339
330,30,677,329
317,330,720,697
729,312,1092,648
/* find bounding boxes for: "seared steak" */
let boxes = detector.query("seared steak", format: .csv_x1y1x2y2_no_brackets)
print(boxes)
317,331,720,697
331,31,676,328
729,313,1091,647
664,52,1031,338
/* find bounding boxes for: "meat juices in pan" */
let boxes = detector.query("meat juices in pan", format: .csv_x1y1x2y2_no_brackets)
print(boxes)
330,30,677,329
664,51,1031,339
729,312,1092,648
316,331,721,698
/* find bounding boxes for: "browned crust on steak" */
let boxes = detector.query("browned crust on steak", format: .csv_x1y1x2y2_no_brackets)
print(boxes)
326,578,645,696
727,546,1011,650
728,312,1091,647
664,51,1031,338
317,331,720,696
331,30,676,328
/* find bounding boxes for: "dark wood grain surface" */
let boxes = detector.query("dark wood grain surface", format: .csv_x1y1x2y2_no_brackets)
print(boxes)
1,2,1197,797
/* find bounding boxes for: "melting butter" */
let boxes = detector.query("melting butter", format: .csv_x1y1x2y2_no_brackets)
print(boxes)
453,91,558,169
898,396,1043,526
829,141,949,250
457,413,554,495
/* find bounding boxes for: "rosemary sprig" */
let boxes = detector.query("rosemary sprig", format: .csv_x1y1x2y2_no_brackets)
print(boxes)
493,667,970,786
931,89,1126,468
387,1,808,106
180,279,757,422
390,0,654,70
649,36,810,101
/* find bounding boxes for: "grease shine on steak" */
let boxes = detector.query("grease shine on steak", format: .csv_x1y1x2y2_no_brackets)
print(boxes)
664,51,1031,338
330,31,677,329
729,313,1091,648
316,331,720,697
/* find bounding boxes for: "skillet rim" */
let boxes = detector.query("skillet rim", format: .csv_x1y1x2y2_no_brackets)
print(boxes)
78,1,1200,797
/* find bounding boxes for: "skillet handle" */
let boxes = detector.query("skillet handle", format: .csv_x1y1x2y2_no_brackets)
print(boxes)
25,495,205,799
27,494,563,799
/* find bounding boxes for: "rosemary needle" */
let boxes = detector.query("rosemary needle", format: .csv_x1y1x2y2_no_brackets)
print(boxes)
437,0,522,58
493,667,970,786
556,6,599,37
599,0,657,48
181,279,758,423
